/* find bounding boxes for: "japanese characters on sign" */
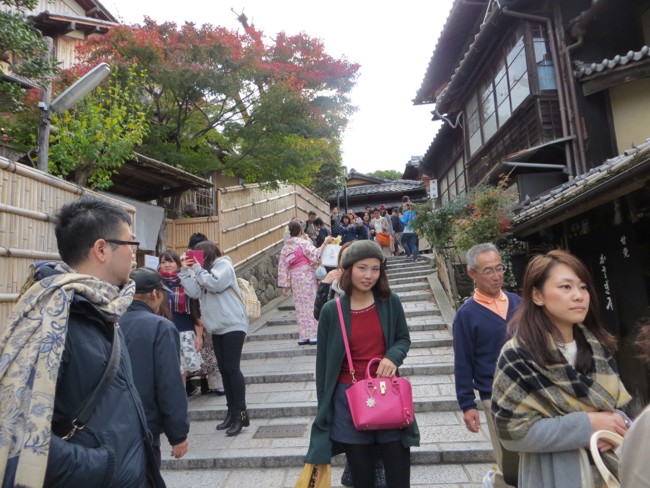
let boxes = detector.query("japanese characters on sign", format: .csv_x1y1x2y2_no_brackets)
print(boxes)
599,254,614,311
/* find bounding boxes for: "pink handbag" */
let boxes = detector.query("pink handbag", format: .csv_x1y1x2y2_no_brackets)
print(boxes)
336,298,414,430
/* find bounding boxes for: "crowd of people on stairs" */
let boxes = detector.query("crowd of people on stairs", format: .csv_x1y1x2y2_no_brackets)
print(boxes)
2,194,650,488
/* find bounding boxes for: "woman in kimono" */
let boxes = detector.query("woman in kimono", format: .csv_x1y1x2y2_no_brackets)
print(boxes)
278,220,333,345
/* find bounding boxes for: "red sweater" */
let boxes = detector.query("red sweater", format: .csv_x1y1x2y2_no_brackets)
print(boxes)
338,303,386,384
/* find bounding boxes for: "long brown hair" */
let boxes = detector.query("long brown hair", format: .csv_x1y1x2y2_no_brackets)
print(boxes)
339,258,391,300
194,240,223,271
510,249,616,375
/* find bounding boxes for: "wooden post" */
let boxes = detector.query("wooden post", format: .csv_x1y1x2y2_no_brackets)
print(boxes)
37,37,54,173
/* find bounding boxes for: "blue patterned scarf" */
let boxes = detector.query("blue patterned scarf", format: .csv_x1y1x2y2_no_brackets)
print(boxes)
0,262,134,488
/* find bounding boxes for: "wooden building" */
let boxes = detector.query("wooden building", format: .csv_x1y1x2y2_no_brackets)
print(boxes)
1,0,117,86
415,0,650,405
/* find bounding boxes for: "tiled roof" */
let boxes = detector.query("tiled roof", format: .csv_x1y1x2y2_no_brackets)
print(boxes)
343,180,425,198
574,45,650,79
513,139,650,225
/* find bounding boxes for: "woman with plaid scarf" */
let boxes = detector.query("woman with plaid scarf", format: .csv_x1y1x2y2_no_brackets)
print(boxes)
492,250,632,488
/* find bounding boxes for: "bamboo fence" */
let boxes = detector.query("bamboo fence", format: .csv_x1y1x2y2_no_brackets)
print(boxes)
0,157,136,330
165,183,331,268
1,158,331,329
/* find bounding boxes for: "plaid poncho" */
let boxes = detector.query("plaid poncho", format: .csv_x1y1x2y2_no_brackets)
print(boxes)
492,325,631,443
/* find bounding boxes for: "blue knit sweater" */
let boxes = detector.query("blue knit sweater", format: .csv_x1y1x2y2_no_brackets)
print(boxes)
452,291,521,412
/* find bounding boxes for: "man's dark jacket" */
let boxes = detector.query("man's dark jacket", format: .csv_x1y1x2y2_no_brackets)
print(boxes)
38,265,165,488
119,300,189,447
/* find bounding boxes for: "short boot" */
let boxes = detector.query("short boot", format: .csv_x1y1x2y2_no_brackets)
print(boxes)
200,376,209,395
216,410,234,431
226,410,250,436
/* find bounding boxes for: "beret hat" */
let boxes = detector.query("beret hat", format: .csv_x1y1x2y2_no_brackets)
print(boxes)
341,240,385,269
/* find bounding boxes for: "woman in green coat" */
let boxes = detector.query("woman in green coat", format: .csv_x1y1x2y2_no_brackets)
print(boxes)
305,240,419,488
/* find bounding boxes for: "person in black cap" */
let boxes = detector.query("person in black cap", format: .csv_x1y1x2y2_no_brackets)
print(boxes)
119,267,190,467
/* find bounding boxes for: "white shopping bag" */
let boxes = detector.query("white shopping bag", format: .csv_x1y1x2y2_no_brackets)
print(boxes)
321,244,341,268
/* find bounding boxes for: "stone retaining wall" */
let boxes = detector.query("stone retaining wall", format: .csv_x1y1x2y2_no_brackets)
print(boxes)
236,242,283,306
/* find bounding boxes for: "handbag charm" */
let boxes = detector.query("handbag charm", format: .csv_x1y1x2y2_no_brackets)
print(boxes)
367,397,376,407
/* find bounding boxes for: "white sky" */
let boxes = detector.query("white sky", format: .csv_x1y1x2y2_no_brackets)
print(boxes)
104,0,453,175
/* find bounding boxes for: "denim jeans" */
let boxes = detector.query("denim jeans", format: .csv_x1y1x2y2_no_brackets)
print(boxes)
401,233,419,258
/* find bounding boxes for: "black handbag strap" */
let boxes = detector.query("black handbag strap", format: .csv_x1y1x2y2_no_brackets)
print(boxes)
63,324,121,441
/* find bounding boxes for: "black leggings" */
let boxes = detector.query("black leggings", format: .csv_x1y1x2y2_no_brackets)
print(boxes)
211,331,246,411
345,441,410,488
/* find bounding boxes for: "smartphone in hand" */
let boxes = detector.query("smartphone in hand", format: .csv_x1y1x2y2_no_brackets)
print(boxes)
186,250,204,266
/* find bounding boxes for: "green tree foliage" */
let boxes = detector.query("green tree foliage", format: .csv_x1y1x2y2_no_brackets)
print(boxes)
411,176,516,253
76,17,359,195
0,0,58,108
369,169,402,180
49,66,148,189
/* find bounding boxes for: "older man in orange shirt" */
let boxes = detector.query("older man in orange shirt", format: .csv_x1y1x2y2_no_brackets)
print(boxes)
452,243,521,488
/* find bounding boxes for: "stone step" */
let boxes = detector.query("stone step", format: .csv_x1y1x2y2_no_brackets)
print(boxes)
187,397,460,421
262,303,441,324
388,269,433,280
240,361,455,385
162,412,494,470
188,372,458,421
162,463,489,488
246,319,447,343
391,281,432,293
394,290,434,303
241,334,452,360
241,354,454,384
389,275,429,285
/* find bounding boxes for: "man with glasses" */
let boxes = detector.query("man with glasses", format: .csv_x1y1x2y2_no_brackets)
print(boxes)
452,243,520,488
0,196,164,487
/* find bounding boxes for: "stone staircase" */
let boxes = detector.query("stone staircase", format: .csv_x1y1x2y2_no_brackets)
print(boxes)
160,256,495,487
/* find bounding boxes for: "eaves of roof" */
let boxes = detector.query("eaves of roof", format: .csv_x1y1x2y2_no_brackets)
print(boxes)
421,122,457,177
30,10,119,30
75,0,118,23
512,139,650,236
434,6,502,114
414,0,483,106
574,45,650,79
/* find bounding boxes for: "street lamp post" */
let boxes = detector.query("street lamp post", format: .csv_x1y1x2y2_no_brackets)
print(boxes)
37,62,111,173
341,165,349,214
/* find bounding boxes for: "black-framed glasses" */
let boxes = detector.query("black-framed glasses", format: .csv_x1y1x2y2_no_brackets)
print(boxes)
105,239,140,252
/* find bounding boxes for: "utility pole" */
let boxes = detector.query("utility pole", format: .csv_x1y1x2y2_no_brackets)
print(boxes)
342,165,349,214
36,37,54,173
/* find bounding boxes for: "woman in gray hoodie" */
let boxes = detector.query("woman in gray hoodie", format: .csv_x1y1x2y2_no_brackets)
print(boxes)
179,241,249,436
